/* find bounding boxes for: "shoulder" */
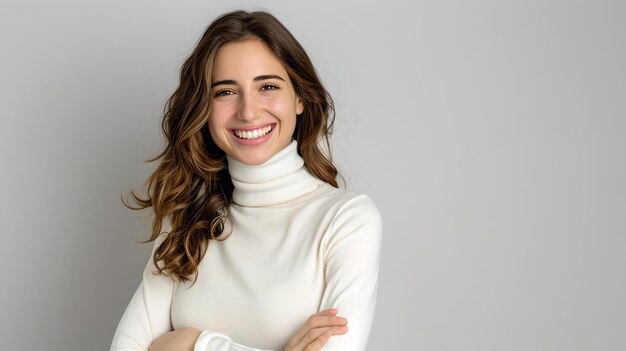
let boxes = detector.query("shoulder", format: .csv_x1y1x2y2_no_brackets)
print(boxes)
321,185,381,217
320,186,383,240
319,188,383,266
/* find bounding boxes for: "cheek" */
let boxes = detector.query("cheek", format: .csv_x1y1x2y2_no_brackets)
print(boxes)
208,105,230,129
266,99,297,123
207,111,230,147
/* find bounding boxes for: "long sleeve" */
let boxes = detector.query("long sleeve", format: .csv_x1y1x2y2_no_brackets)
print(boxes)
110,234,175,350
110,234,274,351
318,195,383,351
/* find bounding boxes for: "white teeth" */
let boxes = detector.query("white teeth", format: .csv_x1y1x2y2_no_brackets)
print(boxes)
234,125,272,139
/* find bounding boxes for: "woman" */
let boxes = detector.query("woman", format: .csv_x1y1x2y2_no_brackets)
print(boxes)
111,10,382,351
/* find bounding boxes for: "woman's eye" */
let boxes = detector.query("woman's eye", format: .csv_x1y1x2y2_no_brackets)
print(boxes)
260,84,279,91
214,89,234,97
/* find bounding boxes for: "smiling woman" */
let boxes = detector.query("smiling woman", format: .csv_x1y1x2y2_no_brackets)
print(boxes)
208,39,303,166
110,10,382,351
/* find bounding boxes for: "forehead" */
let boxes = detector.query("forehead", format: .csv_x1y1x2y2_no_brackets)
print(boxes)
211,39,288,80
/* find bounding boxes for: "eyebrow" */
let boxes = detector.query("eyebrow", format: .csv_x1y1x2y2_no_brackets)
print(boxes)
211,74,285,88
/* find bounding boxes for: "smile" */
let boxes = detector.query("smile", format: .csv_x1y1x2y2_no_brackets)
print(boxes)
233,125,273,140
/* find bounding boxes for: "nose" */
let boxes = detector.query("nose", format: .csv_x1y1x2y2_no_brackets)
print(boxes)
237,92,261,122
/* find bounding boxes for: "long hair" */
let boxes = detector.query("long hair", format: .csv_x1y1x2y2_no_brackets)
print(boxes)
126,10,339,282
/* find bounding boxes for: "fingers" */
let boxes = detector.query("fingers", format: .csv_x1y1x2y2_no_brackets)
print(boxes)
320,309,341,318
308,309,348,329
293,325,349,351
304,328,333,351
290,309,348,343
285,309,349,351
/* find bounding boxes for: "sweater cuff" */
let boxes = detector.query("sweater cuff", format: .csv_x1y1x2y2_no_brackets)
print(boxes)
194,330,230,351
193,329,270,351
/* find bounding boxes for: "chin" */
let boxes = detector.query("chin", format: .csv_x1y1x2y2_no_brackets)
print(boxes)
226,138,292,166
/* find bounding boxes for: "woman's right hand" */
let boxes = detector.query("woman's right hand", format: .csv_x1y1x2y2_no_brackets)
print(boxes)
283,308,348,351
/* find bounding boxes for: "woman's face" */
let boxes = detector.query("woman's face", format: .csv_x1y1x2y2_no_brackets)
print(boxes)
208,39,304,166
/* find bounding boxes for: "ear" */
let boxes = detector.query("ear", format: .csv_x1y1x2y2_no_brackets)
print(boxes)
296,96,304,115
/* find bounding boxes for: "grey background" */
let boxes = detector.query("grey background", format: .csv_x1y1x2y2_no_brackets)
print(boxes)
1,0,625,350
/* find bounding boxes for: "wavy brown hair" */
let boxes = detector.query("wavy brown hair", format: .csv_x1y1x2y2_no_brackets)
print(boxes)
126,10,340,283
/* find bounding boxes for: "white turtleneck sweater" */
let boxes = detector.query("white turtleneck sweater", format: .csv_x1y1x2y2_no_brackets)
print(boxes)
110,141,382,351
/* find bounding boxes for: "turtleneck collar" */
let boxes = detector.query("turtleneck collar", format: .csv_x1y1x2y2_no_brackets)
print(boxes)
226,141,324,207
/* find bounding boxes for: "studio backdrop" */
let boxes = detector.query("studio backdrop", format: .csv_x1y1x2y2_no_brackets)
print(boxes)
1,1,625,350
